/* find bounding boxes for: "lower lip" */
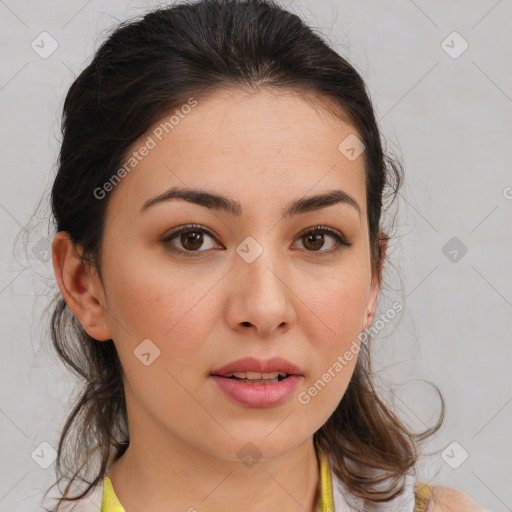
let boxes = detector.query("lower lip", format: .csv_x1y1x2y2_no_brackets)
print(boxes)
210,375,303,407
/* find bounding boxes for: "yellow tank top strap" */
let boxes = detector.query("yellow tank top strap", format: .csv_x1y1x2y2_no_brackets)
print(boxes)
316,447,335,512
413,481,433,512
101,475,126,512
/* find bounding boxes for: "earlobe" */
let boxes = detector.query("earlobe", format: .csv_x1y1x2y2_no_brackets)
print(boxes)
51,231,112,341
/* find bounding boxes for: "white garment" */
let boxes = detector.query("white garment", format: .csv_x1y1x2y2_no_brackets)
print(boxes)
329,452,416,511
52,456,417,512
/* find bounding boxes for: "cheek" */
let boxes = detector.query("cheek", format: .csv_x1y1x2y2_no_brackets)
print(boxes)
297,298,363,429
105,261,216,424
102,250,220,376
295,264,369,408
103,244,201,331
300,264,370,346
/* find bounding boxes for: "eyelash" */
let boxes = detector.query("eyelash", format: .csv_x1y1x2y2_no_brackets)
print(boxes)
160,223,352,257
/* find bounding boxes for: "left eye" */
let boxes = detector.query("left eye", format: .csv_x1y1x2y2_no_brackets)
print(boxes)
294,226,352,253
161,224,351,255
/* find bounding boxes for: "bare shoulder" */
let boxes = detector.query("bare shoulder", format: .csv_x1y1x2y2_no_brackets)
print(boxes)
426,484,490,512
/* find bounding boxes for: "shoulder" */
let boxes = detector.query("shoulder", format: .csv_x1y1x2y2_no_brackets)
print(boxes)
425,484,489,512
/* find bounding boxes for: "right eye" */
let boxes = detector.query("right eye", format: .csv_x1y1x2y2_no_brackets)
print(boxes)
160,224,222,255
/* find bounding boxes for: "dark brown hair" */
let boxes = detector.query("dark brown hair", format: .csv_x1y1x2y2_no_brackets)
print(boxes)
43,0,444,509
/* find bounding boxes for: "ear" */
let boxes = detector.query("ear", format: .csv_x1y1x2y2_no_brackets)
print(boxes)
363,236,388,331
52,231,112,341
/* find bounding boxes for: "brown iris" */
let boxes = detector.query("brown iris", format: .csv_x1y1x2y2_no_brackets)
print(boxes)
180,230,204,250
302,232,324,251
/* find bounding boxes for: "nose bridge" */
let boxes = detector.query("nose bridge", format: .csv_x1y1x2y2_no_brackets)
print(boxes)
235,233,286,293
230,232,293,330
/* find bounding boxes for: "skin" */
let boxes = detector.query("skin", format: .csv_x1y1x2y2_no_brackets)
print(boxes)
52,87,482,512
427,485,485,512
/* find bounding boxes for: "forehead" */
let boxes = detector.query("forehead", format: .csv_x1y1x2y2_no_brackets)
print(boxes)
106,86,367,221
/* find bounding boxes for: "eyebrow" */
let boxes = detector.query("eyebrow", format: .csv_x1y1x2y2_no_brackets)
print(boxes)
139,186,362,219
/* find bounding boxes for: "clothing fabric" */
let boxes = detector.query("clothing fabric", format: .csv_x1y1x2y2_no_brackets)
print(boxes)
55,450,432,512
325,449,430,512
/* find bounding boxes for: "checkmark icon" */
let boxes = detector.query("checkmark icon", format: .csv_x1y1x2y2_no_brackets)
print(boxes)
31,31,58,59
441,31,468,59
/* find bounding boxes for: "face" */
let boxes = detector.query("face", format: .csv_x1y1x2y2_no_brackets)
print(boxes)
61,87,380,462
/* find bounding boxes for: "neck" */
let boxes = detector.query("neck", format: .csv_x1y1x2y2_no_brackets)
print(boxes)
108,437,321,512
107,397,322,512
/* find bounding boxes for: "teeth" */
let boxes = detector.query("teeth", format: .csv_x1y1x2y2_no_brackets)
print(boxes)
228,371,287,379
237,378,279,384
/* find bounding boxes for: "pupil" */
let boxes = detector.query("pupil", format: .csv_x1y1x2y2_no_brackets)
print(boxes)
182,231,202,250
305,233,323,250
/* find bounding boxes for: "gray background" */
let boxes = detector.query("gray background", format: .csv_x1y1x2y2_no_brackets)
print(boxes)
1,0,511,510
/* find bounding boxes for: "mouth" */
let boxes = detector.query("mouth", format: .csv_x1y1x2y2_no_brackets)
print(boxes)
219,371,291,384
210,356,304,379
209,356,304,407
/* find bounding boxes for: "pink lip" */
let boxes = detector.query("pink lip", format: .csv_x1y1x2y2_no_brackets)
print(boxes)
210,356,304,408
210,375,303,408
211,356,304,377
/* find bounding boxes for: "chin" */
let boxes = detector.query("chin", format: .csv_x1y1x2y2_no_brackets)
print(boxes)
202,434,308,465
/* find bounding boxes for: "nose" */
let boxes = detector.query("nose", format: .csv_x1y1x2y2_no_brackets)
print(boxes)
224,242,296,336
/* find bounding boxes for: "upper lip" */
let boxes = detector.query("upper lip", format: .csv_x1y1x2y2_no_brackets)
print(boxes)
211,357,304,377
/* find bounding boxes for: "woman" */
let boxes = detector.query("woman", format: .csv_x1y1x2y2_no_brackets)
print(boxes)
47,0,484,510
